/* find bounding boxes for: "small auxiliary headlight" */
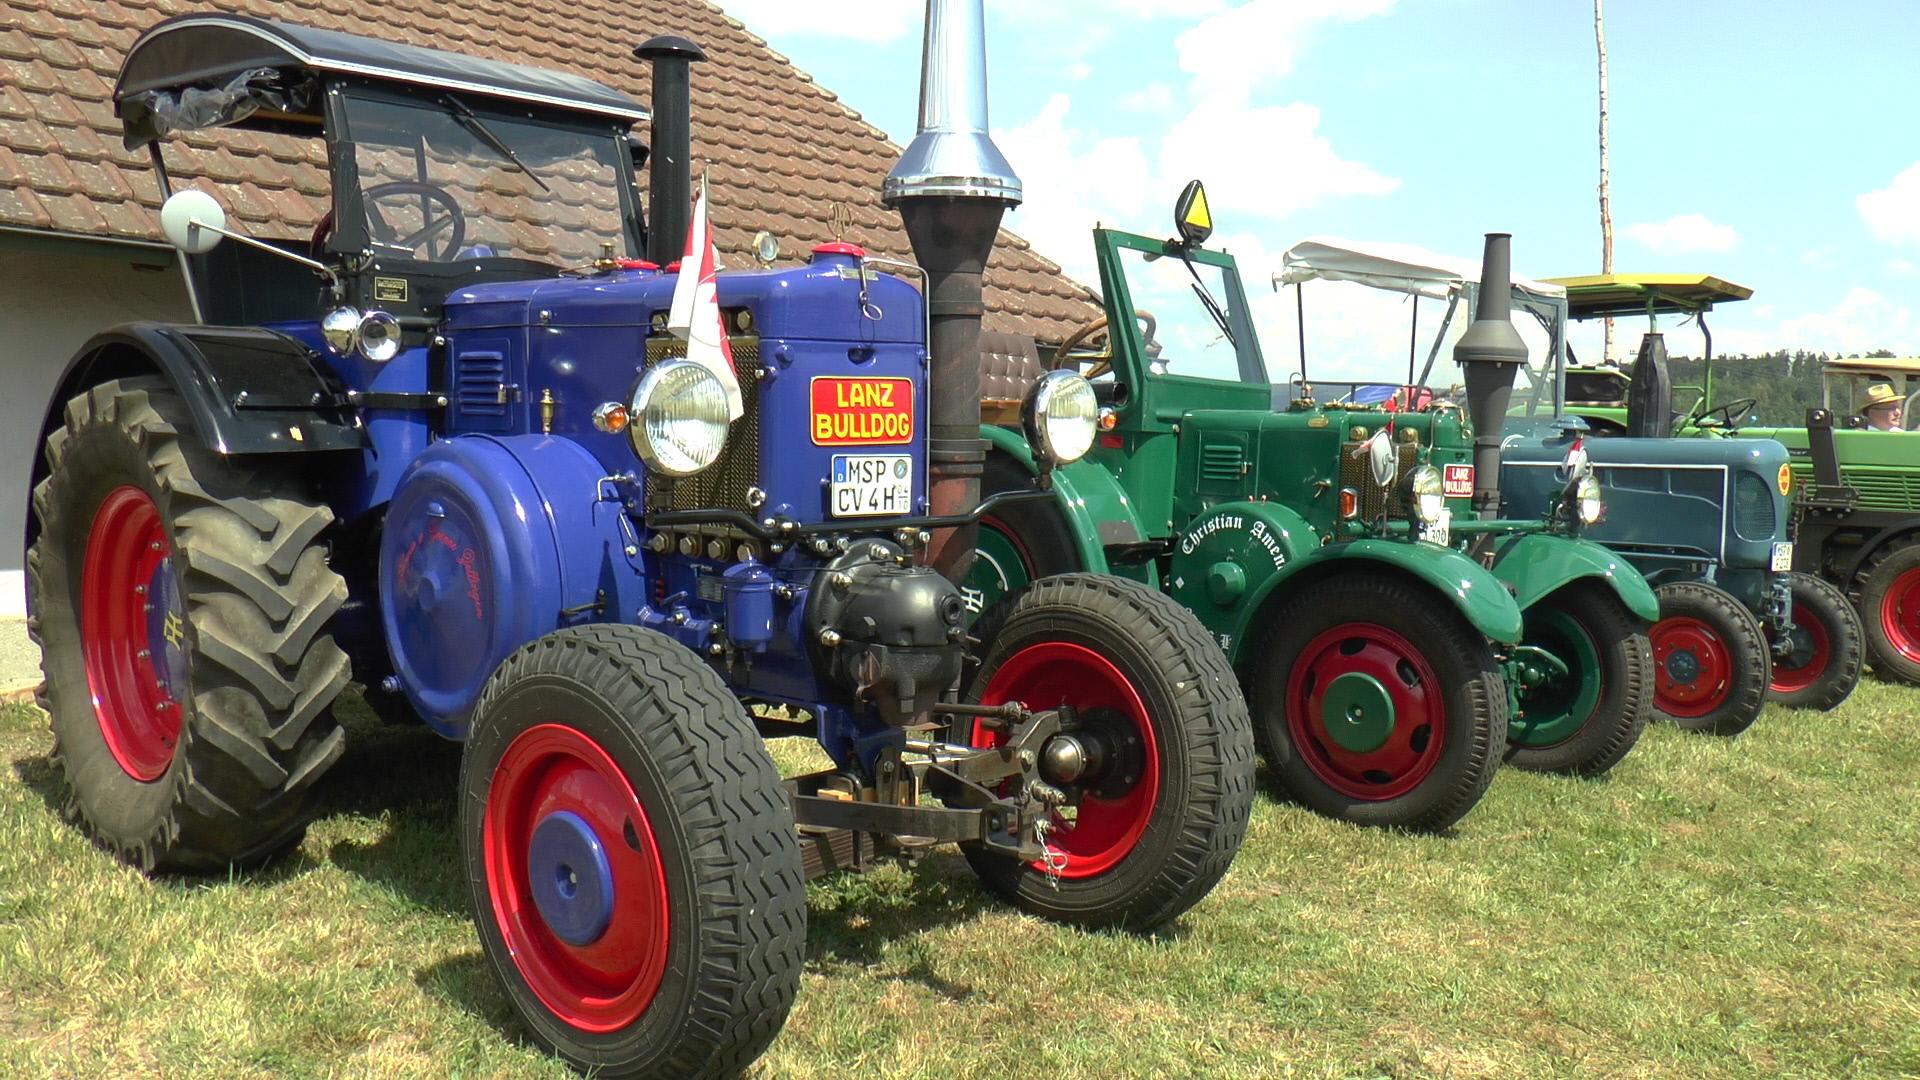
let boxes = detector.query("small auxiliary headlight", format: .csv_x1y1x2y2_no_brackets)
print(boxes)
1022,370,1099,465
357,310,402,362
592,402,630,434
1338,487,1359,520
1574,474,1603,525
1401,465,1446,523
321,306,361,356
629,360,730,476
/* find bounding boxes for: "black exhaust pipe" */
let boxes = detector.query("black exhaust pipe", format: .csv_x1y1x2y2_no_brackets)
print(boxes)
634,35,705,265
1453,233,1529,520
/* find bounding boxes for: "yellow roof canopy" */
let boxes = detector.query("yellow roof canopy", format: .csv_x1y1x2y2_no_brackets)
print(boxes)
1544,273,1754,320
1826,356,1920,378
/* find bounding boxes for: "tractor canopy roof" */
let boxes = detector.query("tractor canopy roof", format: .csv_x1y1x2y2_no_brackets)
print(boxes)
114,13,648,150
1542,273,1753,321
1277,238,1567,303
1825,356,1920,378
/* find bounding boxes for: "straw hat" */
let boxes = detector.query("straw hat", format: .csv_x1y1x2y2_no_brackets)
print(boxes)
1865,382,1902,409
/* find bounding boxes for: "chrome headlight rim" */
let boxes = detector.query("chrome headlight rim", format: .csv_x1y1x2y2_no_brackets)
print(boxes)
629,359,731,477
1401,464,1446,524
1022,369,1099,466
357,309,402,362
1572,473,1603,525
321,306,362,356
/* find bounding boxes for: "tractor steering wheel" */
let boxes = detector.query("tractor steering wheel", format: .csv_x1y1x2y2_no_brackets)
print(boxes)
311,181,468,262
1051,310,1157,381
1695,397,1757,430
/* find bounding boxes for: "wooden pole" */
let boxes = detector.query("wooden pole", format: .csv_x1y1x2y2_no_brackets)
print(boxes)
1595,0,1615,364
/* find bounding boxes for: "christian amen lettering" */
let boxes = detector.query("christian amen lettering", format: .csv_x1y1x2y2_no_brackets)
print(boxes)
811,376,915,445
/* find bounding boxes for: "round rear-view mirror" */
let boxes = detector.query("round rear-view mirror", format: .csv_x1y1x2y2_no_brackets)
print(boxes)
159,189,226,254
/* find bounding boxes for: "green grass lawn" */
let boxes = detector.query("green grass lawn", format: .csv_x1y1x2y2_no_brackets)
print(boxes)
2,685,1916,1079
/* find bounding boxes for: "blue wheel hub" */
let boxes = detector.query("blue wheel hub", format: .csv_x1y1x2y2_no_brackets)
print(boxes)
1665,649,1701,684
527,810,615,946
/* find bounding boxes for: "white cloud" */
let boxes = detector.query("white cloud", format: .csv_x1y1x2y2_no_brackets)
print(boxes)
1068,61,1093,81
1176,0,1397,102
1646,286,1919,358
998,93,1155,285
1120,82,1178,115
1800,244,1841,271
1891,258,1917,276
714,0,919,43
1859,161,1920,246
1159,98,1398,222
1623,213,1739,255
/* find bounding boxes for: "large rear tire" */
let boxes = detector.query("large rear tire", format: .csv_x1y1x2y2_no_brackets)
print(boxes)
27,378,349,871
462,625,805,1080
1768,572,1862,710
961,574,1255,932
1649,581,1769,736
1855,542,1920,686
1250,575,1507,832
1507,582,1653,776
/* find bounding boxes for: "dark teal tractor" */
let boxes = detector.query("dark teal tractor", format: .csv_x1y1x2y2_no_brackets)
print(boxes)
1278,246,1860,733
19,12,1255,1078
967,187,1661,834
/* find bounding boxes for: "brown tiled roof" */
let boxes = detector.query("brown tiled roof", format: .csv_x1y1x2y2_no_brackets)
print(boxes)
0,0,1099,341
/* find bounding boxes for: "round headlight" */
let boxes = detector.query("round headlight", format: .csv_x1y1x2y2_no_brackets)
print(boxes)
357,310,402,362
630,360,730,476
1022,370,1099,465
1575,474,1603,525
321,306,361,356
1402,464,1446,523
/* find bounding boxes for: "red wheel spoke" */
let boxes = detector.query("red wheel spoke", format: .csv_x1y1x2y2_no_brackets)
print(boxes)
1651,616,1732,717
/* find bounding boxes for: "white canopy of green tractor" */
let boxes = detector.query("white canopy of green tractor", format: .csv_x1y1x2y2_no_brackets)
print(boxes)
1277,238,1567,302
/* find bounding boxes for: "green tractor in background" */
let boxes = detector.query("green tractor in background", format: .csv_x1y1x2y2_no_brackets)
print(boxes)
1276,255,1860,729
1552,279,1920,685
968,185,1658,833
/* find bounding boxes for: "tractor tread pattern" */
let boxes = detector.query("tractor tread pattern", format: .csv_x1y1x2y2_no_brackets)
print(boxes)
1851,541,1920,686
28,378,349,871
1509,581,1653,777
1771,571,1863,710
469,625,805,1080
1652,580,1770,737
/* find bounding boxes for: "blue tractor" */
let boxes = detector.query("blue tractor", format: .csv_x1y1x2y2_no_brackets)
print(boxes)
21,11,1254,1077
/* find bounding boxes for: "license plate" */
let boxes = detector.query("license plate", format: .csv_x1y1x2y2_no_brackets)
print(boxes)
1418,507,1452,547
830,454,912,517
1771,542,1794,572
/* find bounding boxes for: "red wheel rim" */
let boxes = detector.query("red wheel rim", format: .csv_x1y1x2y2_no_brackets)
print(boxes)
1770,600,1831,694
973,642,1159,880
1284,623,1445,801
1650,616,1733,718
80,485,183,782
1879,568,1920,664
483,724,670,1033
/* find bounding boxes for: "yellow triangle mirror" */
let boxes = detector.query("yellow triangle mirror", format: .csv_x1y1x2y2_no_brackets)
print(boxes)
1174,179,1212,246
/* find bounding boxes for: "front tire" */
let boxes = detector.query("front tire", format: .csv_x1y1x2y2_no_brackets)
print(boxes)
28,378,349,871
1507,582,1653,776
1855,542,1920,686
1250,575,1508,832
1768,572,1863,710
961,574,1255,932
1648,581,1770,736
462,625,805,1080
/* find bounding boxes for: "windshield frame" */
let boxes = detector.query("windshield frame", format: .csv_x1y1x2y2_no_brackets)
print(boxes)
1094,228,1269,387
325,78,643,279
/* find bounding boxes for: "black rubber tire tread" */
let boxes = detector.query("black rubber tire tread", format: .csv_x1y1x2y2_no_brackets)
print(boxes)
1768,572,1863,710
1249,574,1508,832
28,377,349,871
1852,541,1920,686
1506,582,1652,777
1651,580,1770,736
461,624,805,1080
961,573,1255,933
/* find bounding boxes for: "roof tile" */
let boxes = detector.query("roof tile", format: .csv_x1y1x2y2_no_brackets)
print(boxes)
0,0,1099,340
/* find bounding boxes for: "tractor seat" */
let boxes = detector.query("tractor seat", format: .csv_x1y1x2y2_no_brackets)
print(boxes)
980,331,1045,425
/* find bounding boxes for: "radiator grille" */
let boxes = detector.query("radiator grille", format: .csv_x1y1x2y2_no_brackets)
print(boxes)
1338,440,1418,520
1732,471,1777,540
643,336,764,512
1199,442,1247,484
1789,463,1920,511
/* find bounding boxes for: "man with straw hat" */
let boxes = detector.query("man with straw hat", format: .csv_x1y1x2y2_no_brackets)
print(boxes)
1863,382,1905,430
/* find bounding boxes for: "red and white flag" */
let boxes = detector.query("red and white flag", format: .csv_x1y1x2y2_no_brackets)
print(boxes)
666,173,744,419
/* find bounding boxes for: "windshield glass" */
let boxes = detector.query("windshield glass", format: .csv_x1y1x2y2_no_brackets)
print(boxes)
342,93,632,267
1117,246,1264,383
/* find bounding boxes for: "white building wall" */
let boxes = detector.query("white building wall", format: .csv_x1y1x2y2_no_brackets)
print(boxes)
1,243,191,616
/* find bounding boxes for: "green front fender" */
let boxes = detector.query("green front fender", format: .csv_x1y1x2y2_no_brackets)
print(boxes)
1217,537,1526,662
981,425,1155,577
1489,532,1661,622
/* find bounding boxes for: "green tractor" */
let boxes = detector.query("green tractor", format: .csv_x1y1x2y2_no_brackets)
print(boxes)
1552,278,1918,685
1277,255,1860,729
968,185,1658,833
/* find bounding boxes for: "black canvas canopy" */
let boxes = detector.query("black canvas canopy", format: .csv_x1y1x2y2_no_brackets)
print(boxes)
116,13,647,149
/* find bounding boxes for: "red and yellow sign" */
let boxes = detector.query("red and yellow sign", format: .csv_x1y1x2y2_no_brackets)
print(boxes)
1778,462,1793,496
811,376,914,445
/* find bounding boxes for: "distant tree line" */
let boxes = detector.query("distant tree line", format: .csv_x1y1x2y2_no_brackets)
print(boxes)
1658,349,1899,426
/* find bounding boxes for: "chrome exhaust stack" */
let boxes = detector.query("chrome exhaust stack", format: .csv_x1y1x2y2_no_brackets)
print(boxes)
884,0,1022,585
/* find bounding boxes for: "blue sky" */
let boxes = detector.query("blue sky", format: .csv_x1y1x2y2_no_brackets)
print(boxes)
715,0,1920,376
